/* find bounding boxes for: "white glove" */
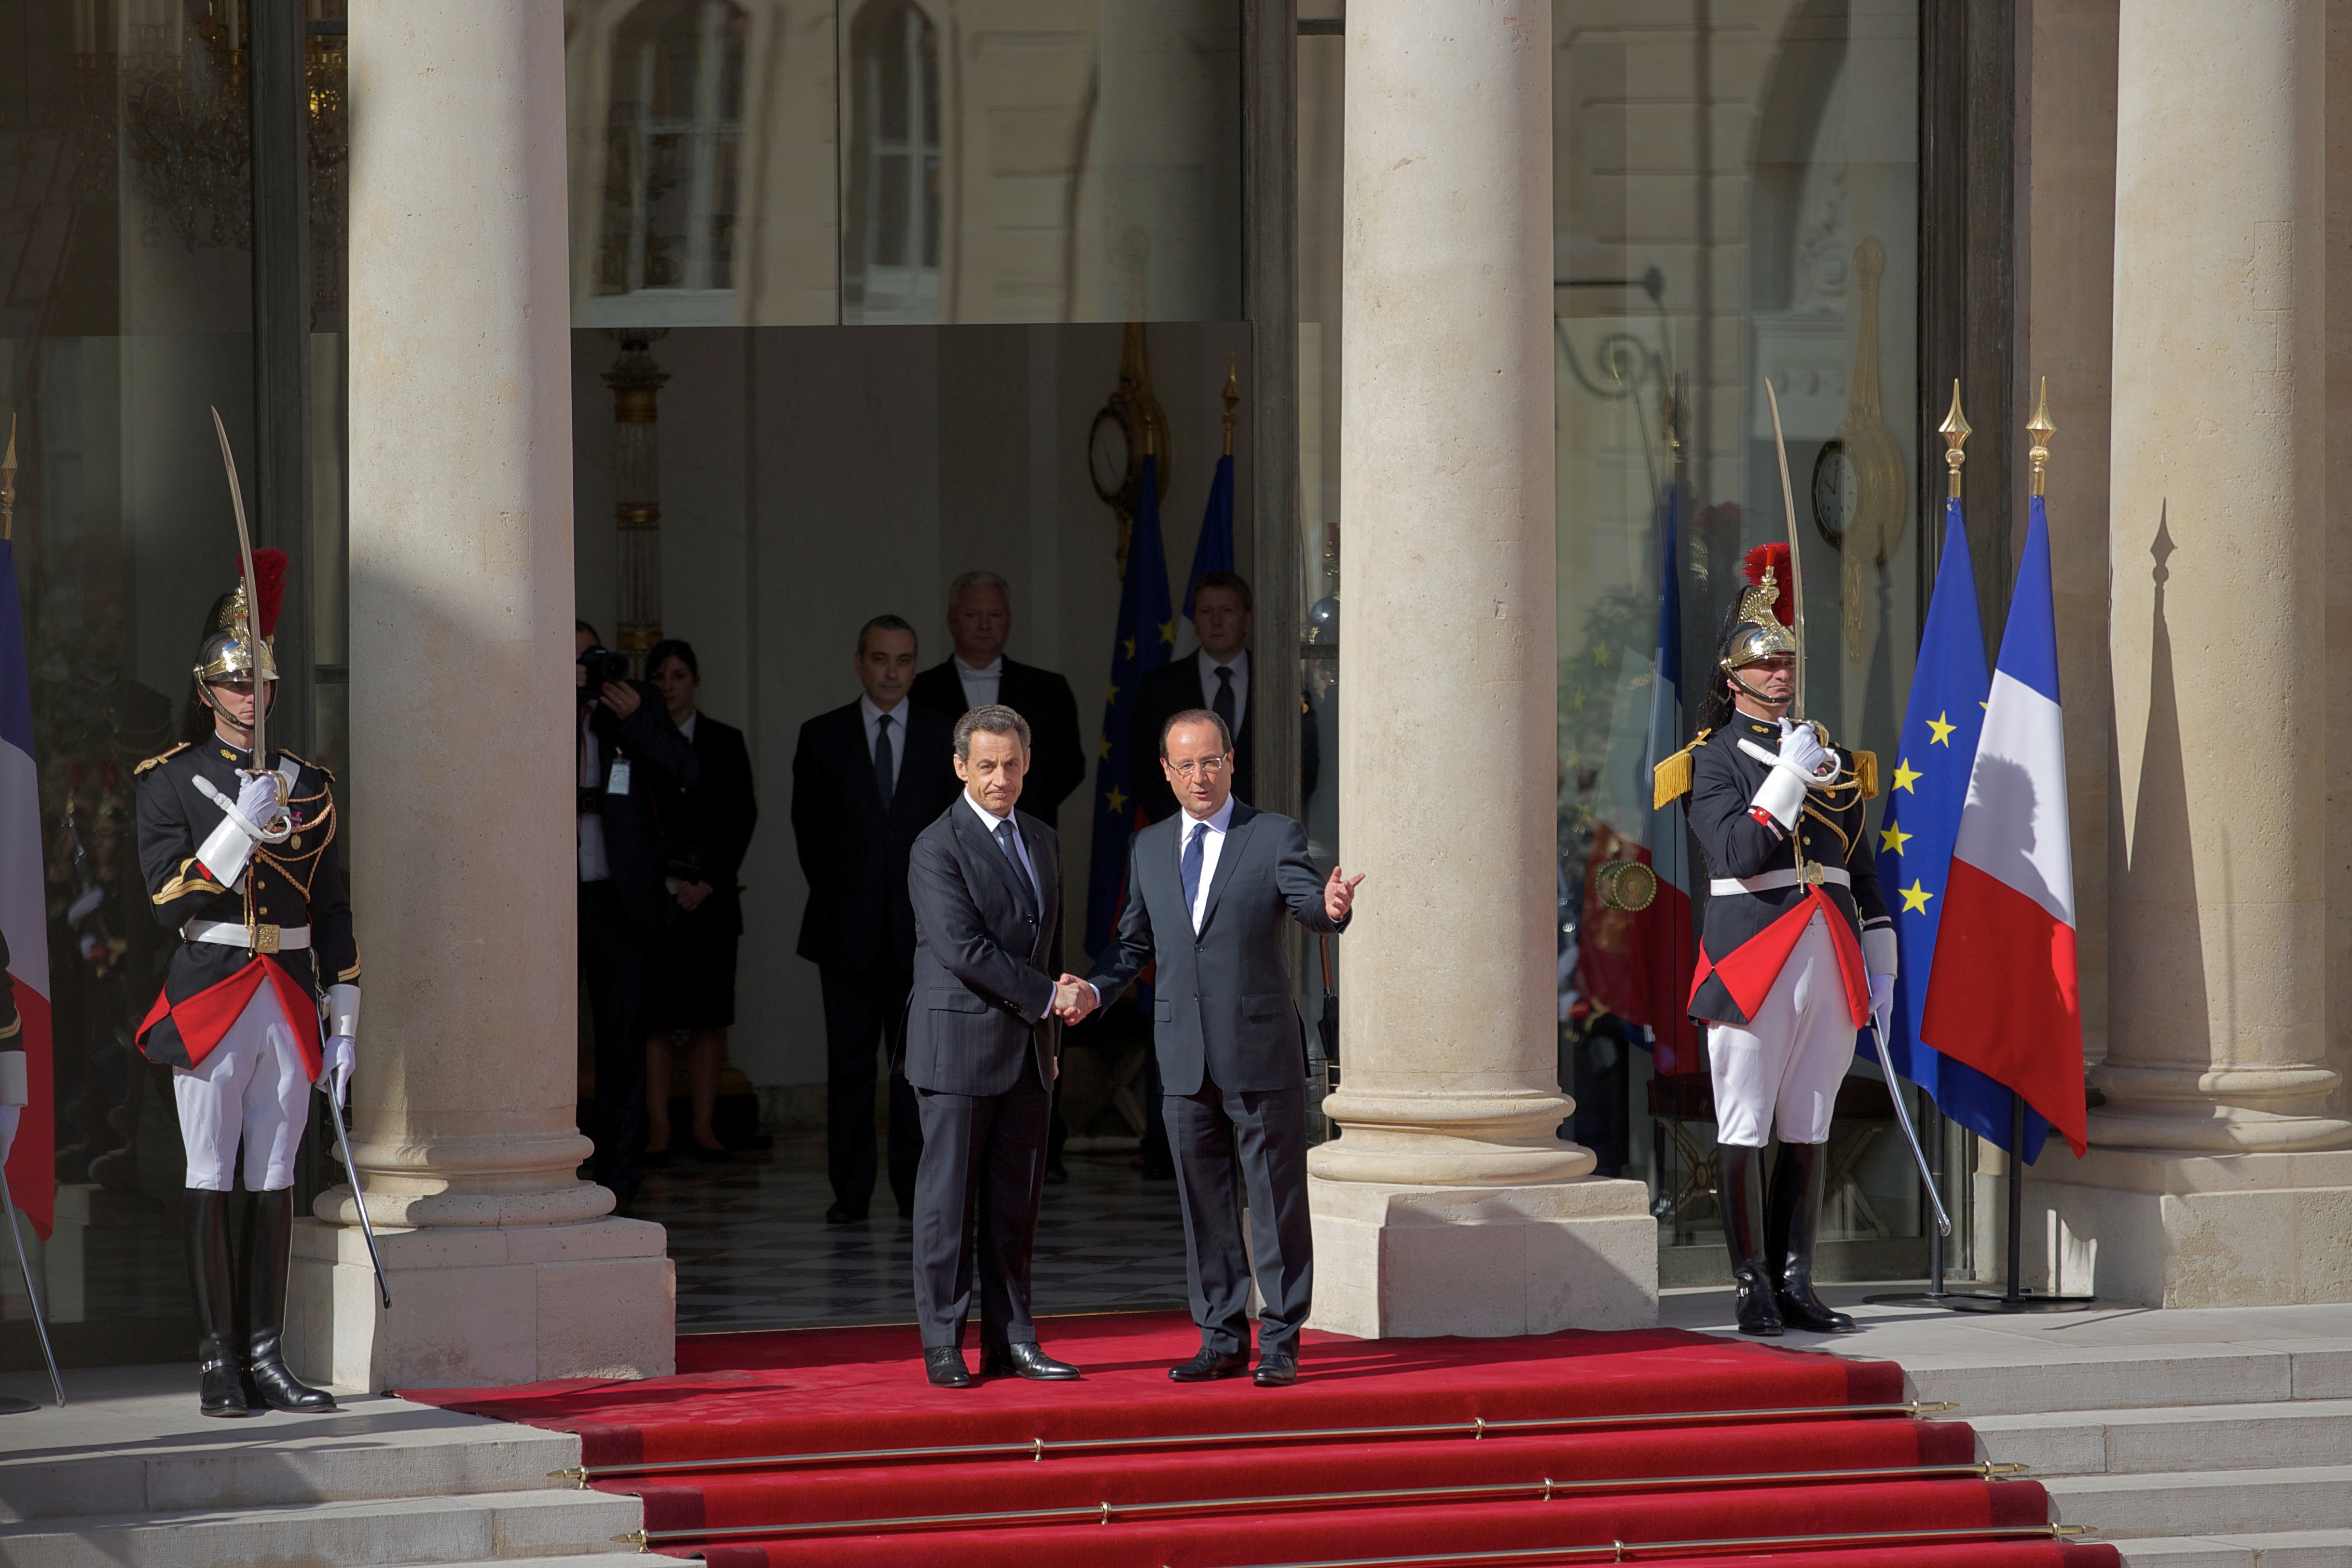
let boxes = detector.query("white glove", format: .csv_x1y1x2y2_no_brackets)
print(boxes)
236,772,290,838
0,1104,17,1167
1863,973,1900,1048
1776,719,1833,781
320,1036,355,1097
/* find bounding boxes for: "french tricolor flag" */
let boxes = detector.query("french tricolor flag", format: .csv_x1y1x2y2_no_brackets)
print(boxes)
1919,496,2088,1157
0,534,54,1238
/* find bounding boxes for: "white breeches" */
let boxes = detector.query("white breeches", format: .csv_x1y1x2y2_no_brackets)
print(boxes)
1707,912,1853,1148
173,985,312,1192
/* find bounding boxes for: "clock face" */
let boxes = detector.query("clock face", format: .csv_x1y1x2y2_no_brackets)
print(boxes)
1089,409,1131,504
1810,438,1854,551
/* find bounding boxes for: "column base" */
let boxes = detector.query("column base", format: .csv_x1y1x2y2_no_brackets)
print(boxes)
288,1215,675,1391
1992,1144,2352,1307
1307,1175,1658,1339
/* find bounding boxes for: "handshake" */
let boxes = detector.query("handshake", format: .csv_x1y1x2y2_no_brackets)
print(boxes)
1050,975,1098,1025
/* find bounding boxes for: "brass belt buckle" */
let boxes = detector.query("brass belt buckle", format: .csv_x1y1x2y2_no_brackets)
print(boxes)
1803,863,1826,887
251,923,281,954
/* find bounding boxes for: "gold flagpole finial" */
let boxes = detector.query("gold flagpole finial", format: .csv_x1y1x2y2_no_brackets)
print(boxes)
2027,377,2055,498
1221,353,1239,458
1939,380,1971,500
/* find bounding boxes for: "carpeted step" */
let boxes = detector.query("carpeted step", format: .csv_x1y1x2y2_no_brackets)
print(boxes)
682,1478,2067,1567
611,1417,1982,1538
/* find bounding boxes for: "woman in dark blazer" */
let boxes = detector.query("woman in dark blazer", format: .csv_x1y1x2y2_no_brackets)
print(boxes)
643,639,759,1159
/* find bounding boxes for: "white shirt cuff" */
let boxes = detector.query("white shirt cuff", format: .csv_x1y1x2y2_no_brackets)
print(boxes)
1863,927,1898,979
1751,766,1808,830
327,984,362,1040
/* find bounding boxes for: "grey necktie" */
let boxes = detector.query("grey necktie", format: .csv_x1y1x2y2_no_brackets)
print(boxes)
1212,665,1237,732
994,818,1038,916
872,713,894,809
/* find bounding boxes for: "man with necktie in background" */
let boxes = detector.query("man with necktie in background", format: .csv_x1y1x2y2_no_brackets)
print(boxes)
1064,709,1362,1389
910,571,1084,830
791,614,958,1225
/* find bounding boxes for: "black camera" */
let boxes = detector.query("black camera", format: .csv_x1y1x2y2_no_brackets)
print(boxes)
578,645,631,694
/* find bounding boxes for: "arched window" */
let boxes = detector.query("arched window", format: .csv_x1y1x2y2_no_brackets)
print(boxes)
844,0,941,323
597,0,747,304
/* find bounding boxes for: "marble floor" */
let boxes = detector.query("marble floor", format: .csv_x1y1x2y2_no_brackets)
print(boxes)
629,1134,1194,1332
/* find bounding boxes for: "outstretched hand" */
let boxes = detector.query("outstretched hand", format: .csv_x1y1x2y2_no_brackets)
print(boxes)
1053,975,1097,1024
1325,866,1364,922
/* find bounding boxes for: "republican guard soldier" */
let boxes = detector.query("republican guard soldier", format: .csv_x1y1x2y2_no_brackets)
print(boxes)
1656,545,1894,1336
135,548,359,1416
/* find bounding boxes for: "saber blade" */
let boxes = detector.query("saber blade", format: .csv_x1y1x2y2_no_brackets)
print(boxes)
1869,1021,1952,1236
1763,379,1807,720
327,1085,393,1309
208,407,270,778
0,1161,66,1404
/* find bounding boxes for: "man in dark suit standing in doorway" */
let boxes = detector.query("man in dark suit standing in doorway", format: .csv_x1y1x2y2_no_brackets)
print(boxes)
791,614,958,1225
909,571,1085,830
1128,571,1320,826
903,704,1088,1388
1066,709,1362,1388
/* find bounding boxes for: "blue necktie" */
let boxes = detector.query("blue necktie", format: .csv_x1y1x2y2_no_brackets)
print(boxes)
994,818,1038,916
1181,820,1208,925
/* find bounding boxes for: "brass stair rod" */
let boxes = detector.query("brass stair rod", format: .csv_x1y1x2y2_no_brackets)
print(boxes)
624,1459,2026,1545
559,1398,1958,1483
1210,1521,2097,1568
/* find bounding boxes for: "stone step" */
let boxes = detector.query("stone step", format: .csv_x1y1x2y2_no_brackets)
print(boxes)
2046,1466,2352,1540
0,1373,580,1523
1969,1399,2352,1477
0,1488,641,1568
2114,1529,2352,1568
1898,1340,2352,1418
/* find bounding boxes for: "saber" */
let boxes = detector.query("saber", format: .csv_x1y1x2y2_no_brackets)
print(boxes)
1870,1017,1952,1237
0,1160,66,1404
323,1078,392,1309
207,408,285,826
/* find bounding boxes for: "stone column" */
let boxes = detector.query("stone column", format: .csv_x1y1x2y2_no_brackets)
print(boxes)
288,0,674,1387
1307,0,1654,1339
2022,0,2352,1308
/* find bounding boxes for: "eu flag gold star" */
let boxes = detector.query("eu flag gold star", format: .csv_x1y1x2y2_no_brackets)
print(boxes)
1880,820,1912,855
1159,619,1177,645
1123,637,1136,659
1099,737,1113,759
1103,786,1128,815
1892,758,1922,793
1899,879,1933,913
1105,682,1119,704
1926,712,1956,746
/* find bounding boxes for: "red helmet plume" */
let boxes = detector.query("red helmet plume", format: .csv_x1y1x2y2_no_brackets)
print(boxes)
1741,543,1794,627
238,548,289,637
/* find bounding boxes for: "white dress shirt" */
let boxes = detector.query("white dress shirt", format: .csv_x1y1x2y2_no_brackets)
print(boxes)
954,655,1004,712
1179,794,1238,933
963,789,1040,898
860,694,908,794
677,709,699,742
1198,646,1249,739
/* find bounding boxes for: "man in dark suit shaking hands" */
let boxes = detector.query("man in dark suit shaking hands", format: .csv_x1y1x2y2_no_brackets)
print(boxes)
1065,710,1362,1388
904,704,1090,1388
791,614,959,1225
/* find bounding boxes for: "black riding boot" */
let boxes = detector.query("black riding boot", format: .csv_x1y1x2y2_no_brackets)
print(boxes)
1717,1145,1782,1336
239,1187,338,1411
1769,1140,1857,1333
185,1190,253,1417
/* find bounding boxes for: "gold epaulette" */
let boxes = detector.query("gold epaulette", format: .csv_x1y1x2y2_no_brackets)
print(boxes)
1652,728,1713,809
1849,749,1880,799
134,742,192,777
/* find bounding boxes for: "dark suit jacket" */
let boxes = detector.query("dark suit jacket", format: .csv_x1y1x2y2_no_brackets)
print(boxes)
584,684,701,941
909,656,1086,826
903,800,1062,1097
653,713,759,937
1085,803,1345,1095
790,700,958,971
1128,655,1322,825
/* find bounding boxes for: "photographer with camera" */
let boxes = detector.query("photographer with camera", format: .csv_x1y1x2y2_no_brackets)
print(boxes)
577,621,699,1210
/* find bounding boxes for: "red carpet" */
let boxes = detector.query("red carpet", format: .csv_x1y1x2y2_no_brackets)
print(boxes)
404,1311,2121,1568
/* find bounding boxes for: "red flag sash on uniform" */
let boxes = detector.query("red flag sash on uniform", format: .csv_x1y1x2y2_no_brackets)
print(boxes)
138,954,323,1081
1689,886,1869,1028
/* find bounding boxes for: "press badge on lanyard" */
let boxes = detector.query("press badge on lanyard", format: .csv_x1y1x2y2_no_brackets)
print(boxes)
606,758,632,797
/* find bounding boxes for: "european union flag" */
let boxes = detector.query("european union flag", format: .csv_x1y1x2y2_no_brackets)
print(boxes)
1086,455,1175,957
1181,450,1235,625
1871,497,2050,1158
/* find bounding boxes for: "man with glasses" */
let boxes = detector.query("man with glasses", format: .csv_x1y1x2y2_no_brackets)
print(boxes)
1062,709,1362,1388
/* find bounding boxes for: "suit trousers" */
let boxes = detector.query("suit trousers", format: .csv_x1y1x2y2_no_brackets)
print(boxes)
820,964,922,1214
579,882,650,1206
1706,911,1853,1148
1166,1073,1313,1359
911,1074,1049,1350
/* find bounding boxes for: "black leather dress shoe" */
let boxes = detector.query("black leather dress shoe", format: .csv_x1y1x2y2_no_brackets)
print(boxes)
981,1341,1081,1380
825,1202,867,1226
1252,1354,1298,1387
1168,1348,1249,1383
923,1348,974,1389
